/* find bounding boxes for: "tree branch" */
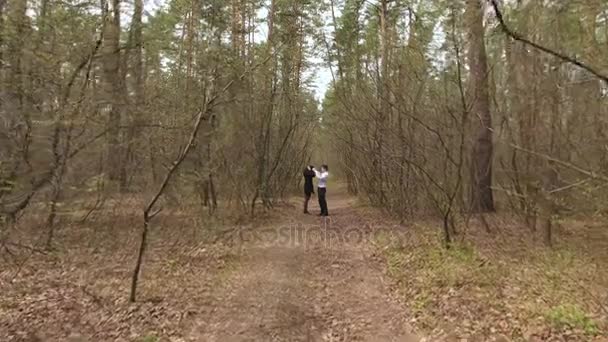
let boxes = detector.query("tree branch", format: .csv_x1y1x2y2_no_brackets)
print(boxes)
511,144,608,183
129,51,277,302
489,0,608,84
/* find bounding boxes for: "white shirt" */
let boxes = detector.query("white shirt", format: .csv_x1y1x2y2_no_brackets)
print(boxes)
313,169,329,188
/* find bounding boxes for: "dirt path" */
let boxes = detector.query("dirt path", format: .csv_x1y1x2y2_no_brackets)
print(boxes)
190,188,419,341
5,186,607,341
1,187,421,341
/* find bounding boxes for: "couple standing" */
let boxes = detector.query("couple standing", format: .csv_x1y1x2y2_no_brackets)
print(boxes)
303,165,329,216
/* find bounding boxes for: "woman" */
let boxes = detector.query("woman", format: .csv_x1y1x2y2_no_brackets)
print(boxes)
303,165,315,214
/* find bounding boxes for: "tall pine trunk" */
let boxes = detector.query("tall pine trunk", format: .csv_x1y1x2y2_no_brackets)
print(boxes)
102,0,124,185
466,0,495,213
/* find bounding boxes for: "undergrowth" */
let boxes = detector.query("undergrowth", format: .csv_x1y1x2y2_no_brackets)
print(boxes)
374,226,606,340
140,334,159,342
545,304,599,335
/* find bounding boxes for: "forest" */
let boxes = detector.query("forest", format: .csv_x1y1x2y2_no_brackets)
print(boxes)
1,0,608,341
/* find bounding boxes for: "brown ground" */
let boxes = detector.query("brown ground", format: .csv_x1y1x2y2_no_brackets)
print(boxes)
189,191,419,341
2,187,607,341
0,187,421,341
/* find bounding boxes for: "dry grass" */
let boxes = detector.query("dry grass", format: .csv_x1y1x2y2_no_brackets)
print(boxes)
374,213,608,341
0,192,283,341
3,190,608,341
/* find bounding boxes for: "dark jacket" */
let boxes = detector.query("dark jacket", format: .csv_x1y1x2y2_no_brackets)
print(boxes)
303,169,315,194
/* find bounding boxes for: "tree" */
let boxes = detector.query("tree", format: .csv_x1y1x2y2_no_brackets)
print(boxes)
466,0,495,213
101,0,125,186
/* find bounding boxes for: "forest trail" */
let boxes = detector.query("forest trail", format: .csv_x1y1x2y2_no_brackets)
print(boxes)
1,185,424,342
191,186,420,341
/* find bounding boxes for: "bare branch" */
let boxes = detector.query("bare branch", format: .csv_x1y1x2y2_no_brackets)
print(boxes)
511,144,608,183
129,51,277,302
489,0,608,83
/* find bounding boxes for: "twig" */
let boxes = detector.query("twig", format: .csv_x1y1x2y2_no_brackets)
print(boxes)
548,178,592,194
149,207,163,219
510,144,608,183
4,241,48,255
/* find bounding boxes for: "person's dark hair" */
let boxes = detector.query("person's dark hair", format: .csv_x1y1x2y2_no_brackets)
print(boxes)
322,164,328,171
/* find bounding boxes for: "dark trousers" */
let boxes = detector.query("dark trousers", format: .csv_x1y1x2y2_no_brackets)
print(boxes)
304,192,312,213
318,187,328,215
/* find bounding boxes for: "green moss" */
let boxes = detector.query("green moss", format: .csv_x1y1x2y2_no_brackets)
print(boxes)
449,243,476,263
417,242,499,288
545,304,599,335
412,289,431,312
385,247,406,278
140,334,159,342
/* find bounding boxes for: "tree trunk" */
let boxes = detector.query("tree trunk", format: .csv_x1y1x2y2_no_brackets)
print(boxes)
0,0,6,72
252,0,276,215
376,0,390,206
466,0,495,213
0,0,28,200
119,0,144,191
102,0,124,185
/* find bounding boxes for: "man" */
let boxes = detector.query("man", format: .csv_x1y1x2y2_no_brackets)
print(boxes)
303,165,315,214
313,165,329,216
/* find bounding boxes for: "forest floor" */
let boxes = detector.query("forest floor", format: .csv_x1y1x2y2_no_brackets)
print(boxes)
1,186,608,341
